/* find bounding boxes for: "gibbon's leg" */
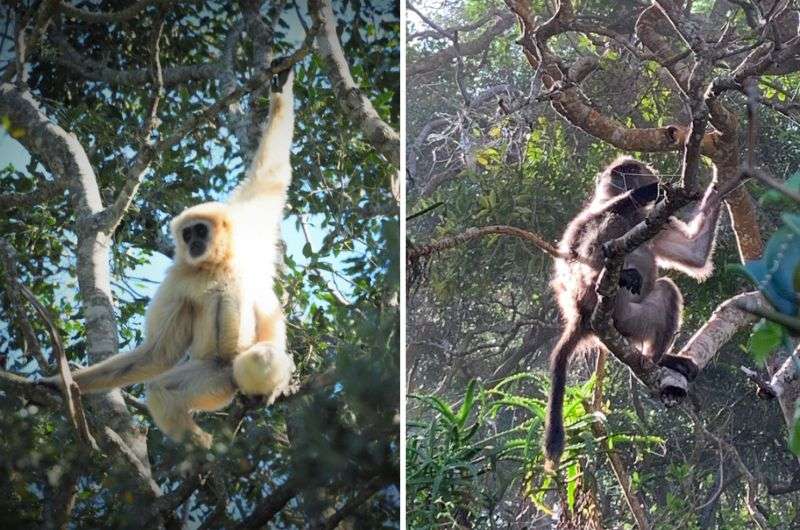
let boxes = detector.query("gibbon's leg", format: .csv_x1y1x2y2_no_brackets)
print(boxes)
614,277,682,363
254,302,286,350
46,301,193,393
145,359,236,449
69,346,161,393
654,184,722,279
232,303,294,401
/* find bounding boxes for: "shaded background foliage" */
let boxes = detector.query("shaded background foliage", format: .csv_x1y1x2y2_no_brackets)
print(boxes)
0,0,399,527
407,0,800,528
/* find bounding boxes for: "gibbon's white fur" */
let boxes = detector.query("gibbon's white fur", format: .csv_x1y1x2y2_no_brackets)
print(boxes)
43,69,297,448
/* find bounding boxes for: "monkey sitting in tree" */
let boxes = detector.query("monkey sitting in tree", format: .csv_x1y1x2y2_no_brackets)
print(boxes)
42,65,298,449
545,157,722,467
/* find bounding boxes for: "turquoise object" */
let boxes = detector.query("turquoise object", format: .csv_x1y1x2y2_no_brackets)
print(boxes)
740,213,800,317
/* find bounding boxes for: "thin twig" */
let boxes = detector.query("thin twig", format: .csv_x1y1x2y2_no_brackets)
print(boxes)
17,283,97,451
745,167,800,203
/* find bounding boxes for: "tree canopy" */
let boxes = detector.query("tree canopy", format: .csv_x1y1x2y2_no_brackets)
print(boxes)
0,0,399,527
407,0,800,528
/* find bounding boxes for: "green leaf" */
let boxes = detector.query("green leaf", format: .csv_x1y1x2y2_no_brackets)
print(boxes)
428,396,458,426
790,402,800,456
748,319,786,365
456,379,477,428
566,462,578,511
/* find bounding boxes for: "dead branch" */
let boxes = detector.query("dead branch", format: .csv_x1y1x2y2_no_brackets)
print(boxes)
407,225,569,262
678,292,766,370
60,0,170,24
408,12,516,77
17,283,97,451
746,166,800,203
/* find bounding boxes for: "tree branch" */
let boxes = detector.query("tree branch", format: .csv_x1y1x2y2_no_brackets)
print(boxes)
60,0,168,24
232,476,301,529
1,238,96,450
588,352,651,530
0,369,61,408
504,0,721,155
0,179,67,211
407,225,569,262
678,292,766,370
408,12,516,76
311,0,400,167
95,14,166,234
52,32,225,87
316,477,384,530
0,238,51,370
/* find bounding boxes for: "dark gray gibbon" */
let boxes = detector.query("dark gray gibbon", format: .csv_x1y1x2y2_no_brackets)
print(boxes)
42,68,297,449
544,157,723,466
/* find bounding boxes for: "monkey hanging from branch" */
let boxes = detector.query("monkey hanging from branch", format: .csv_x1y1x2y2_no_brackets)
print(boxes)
544,157,723,467
42,65,298,449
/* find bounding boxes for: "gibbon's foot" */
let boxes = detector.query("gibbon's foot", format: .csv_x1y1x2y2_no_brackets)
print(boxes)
232,342,295,403
281,379,300,399
178,453,205,478
658,354,699,407
543,457,559,475
270,58,291,93
659,354,699,381
619,268,643,295
177,433,216,476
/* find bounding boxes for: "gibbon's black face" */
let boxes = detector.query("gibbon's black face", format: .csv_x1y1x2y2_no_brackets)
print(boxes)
607,162,657,195
181,221,211,258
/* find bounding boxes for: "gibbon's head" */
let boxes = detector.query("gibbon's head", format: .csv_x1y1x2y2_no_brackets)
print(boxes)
596,156,659,202
171,202,233,268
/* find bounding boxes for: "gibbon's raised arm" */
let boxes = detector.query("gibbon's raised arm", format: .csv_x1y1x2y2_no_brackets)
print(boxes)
229,68,295,205
65,290,193,393
653,183,722,279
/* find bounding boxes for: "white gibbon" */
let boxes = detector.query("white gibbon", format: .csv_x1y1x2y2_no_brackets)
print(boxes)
42,68,297,449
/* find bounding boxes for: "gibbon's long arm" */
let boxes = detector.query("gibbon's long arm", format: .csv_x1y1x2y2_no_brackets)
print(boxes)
66,298,193,393
653,184,722,279
229,69,294,204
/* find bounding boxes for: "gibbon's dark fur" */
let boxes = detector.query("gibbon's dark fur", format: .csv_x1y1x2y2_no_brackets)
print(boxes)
544,158,722,465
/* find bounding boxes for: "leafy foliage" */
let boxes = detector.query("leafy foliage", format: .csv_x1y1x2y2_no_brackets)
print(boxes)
407,0,800,527
0,0,398,527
